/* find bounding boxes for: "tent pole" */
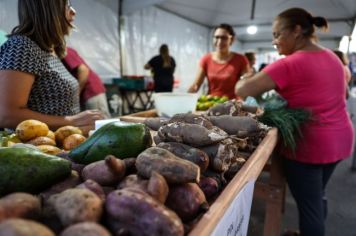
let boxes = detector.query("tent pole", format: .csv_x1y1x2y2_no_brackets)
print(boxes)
118,0,124,77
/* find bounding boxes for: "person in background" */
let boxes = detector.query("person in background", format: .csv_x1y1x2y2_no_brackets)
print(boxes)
243,51,257,78
258,62,269,72
188,23,249,99
62,47,111,118
0,0,105,135
333,50,352,98
144,44,176,92
235,8,354,236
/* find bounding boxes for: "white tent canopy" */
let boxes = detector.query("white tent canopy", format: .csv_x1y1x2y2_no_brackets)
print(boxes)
0,0,355,90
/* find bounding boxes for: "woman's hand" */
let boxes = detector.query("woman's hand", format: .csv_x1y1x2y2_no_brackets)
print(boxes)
67,110,106,134
188,84,198,93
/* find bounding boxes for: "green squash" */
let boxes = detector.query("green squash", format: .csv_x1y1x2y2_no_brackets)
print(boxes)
0,147,71,196
69,121,152,164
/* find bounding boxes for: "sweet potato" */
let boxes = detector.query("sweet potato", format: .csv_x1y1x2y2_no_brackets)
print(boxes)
105,188,184,236
157,142,209,172
147,171,169,204
37,145,63,155
51,189,103,227
168,113,213,128
122,157,137,175
39,170,82,200
166,183,209,222
136,147,200,184
198,176,220,200
55,126,82,147
117,174,148,192
200,138,238,172
0,218,55,236
157,122,228,147
76,179,106,202
60,222,111,236
82,155,126,186
0,193,41,222
206,99,242,116
208,115,259,135
143,117,168,131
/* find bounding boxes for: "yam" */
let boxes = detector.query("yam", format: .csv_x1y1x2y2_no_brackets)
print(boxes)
136,147,200,184
147,171,169,204
208,115,259,135
157,122,228,147
27,136,56,146
81,155,126,186
157,142,209,172
166,183,209,222
37,145,62,155
198,176,220,200
55,126,82,147
143,117,168,131
105,188,184,236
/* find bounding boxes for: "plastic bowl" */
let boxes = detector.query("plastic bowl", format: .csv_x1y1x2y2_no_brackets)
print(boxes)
153,92,199,117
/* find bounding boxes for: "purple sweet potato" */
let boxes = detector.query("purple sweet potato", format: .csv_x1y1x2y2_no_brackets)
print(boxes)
157,142,209,172
122,157,137,175
198,176,220,200
168,113,213,128
60,222,111,236
136,147,200,184
117,174,148,192
105,188,184,236
76,179,106,201
143,117,168,131
82,155,126,186
147,171,169,204
0,193,41,222
206,99,243,116
0,218,55,236
166,183,209,222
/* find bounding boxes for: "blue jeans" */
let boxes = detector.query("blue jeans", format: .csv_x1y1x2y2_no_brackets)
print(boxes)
284,159,339,236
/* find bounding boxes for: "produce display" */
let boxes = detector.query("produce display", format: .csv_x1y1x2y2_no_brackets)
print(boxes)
196,94,228,111
0,98,306,235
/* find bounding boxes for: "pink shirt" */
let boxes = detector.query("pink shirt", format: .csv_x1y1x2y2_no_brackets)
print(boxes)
263,49,354,164
63,48,106,102
200,53,248,99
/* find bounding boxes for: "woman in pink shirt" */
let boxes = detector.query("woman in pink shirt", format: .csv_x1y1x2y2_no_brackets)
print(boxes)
235,8,354,236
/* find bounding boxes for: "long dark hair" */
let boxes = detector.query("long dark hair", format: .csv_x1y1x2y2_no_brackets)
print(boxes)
213,23,236,38
276,8,328,40
10,0,73,58
160,44,172,67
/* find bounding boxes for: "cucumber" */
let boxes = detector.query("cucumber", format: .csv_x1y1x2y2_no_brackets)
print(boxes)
69,121,152,164
0,147,71,196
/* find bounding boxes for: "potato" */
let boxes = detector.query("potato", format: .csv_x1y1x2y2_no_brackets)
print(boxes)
55,126,82,147
0,193,41,222
0,218,55,236
27,136,56,146
62,134,86,151
46,130,56,141
37,145,63,155
16,119,49,142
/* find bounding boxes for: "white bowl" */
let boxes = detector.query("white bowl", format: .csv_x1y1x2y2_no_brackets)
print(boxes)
153,92,199,117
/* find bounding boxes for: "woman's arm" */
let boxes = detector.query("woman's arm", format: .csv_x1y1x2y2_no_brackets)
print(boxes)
76,64,90,92
235,71,276,99
188,66,206,93
0,70,104,132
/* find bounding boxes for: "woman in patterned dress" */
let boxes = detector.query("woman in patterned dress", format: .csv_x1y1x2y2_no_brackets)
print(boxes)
0,0,105,134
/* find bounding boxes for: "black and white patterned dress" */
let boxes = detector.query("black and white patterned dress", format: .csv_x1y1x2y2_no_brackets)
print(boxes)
0,35,80,116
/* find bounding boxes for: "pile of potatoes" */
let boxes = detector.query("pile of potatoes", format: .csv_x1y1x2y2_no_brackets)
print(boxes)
12,119,86,154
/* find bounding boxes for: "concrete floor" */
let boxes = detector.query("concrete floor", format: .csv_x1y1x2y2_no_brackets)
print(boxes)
248,155,356,236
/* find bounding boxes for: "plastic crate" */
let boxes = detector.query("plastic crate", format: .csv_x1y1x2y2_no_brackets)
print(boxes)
112,78,145,90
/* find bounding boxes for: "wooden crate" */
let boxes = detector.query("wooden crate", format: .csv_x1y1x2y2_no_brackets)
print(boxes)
120,110,279,236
